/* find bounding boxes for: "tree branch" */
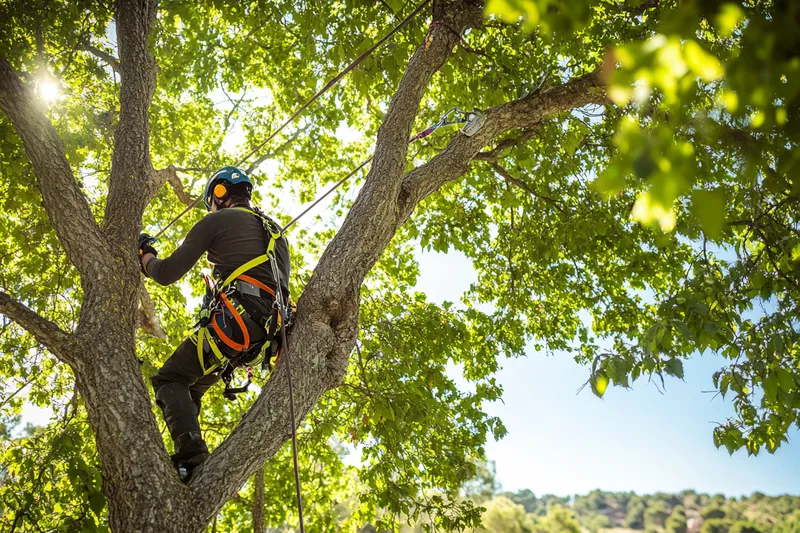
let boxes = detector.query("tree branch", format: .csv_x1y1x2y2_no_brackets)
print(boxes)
252,466,265,533
83,44,121,74
0,291,72,362
300,2,484,308
103,0,159,244
473,128,538,162
245,123,312,175
157,165,195,207
136,282,166,340
398,69,606,216
490,162,566,213
0,56,111,280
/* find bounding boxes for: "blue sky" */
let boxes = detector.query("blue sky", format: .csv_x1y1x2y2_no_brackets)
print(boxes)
415,248,800,498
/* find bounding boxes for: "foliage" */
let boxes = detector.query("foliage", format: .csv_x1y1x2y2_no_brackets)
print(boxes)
665,505,688,533
701,518,734,533
496,488,800,533
644,499,670,529
478,496,532,533
528,505,581,533
0,0,799,530
626,495,647,529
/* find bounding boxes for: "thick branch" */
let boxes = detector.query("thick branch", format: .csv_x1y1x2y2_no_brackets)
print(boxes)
0,57,110,280
301,2,484,307
158,165,194,207
398,69,607,215
103,0,158,243
0,291,72,362
84,44,121,74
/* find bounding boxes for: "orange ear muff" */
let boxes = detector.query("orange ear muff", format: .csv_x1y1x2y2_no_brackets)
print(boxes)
213,183,228,198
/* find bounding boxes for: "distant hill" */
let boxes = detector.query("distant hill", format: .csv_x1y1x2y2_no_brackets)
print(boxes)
486,489,800,533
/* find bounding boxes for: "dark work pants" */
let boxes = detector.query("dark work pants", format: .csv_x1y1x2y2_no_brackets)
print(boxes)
151,337,221,459
151,314,266,461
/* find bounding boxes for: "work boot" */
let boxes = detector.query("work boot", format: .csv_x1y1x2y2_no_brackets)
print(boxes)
171,431,209,481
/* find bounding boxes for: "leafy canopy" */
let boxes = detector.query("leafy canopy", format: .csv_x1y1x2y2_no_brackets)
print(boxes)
1,0,799,530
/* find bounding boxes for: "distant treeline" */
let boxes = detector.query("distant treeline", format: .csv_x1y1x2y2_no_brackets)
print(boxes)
493,489,800,533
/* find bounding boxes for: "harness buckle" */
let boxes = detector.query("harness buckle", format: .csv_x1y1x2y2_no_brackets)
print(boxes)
222,364,253,400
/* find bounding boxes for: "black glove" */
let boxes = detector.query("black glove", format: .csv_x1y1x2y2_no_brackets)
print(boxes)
138,233,158,275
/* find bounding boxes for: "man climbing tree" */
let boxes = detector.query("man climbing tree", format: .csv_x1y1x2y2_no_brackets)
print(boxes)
139,166,291,480
0,0,797,531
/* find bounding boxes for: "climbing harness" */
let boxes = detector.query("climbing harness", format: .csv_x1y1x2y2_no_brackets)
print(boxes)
189,206,293,398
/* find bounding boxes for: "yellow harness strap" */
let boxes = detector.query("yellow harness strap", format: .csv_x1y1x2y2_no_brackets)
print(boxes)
221,207,282,287
196,327,224,375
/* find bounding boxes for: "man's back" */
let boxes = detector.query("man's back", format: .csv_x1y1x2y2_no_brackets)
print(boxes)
145,207,290,296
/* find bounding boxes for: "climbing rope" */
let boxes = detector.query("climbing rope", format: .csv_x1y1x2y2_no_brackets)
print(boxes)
154,0,431,239
269,252,305,533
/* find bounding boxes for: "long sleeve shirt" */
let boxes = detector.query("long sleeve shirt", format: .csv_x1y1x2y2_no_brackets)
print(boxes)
144,207,290,298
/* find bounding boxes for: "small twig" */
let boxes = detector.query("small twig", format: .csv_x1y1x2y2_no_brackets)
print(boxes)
245,122,312,175
0,378,34,409
83,44,121,74
473,128,539,162
491,162,567,213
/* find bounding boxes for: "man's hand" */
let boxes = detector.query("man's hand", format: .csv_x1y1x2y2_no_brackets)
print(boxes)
138,233,158,276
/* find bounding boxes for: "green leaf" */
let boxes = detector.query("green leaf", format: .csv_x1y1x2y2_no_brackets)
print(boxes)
484,0,539,32
670,318,693,342
691,189,726,239
384,0,403,13
684,41,724,81
591,373,609,398
664,358,684,379
776,368,794,392
715,4,744,38
631,190,677,232
89,491,106,516
763,372,778,402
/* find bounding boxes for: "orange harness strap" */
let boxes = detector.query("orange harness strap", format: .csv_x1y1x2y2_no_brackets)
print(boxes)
211,292,251,352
